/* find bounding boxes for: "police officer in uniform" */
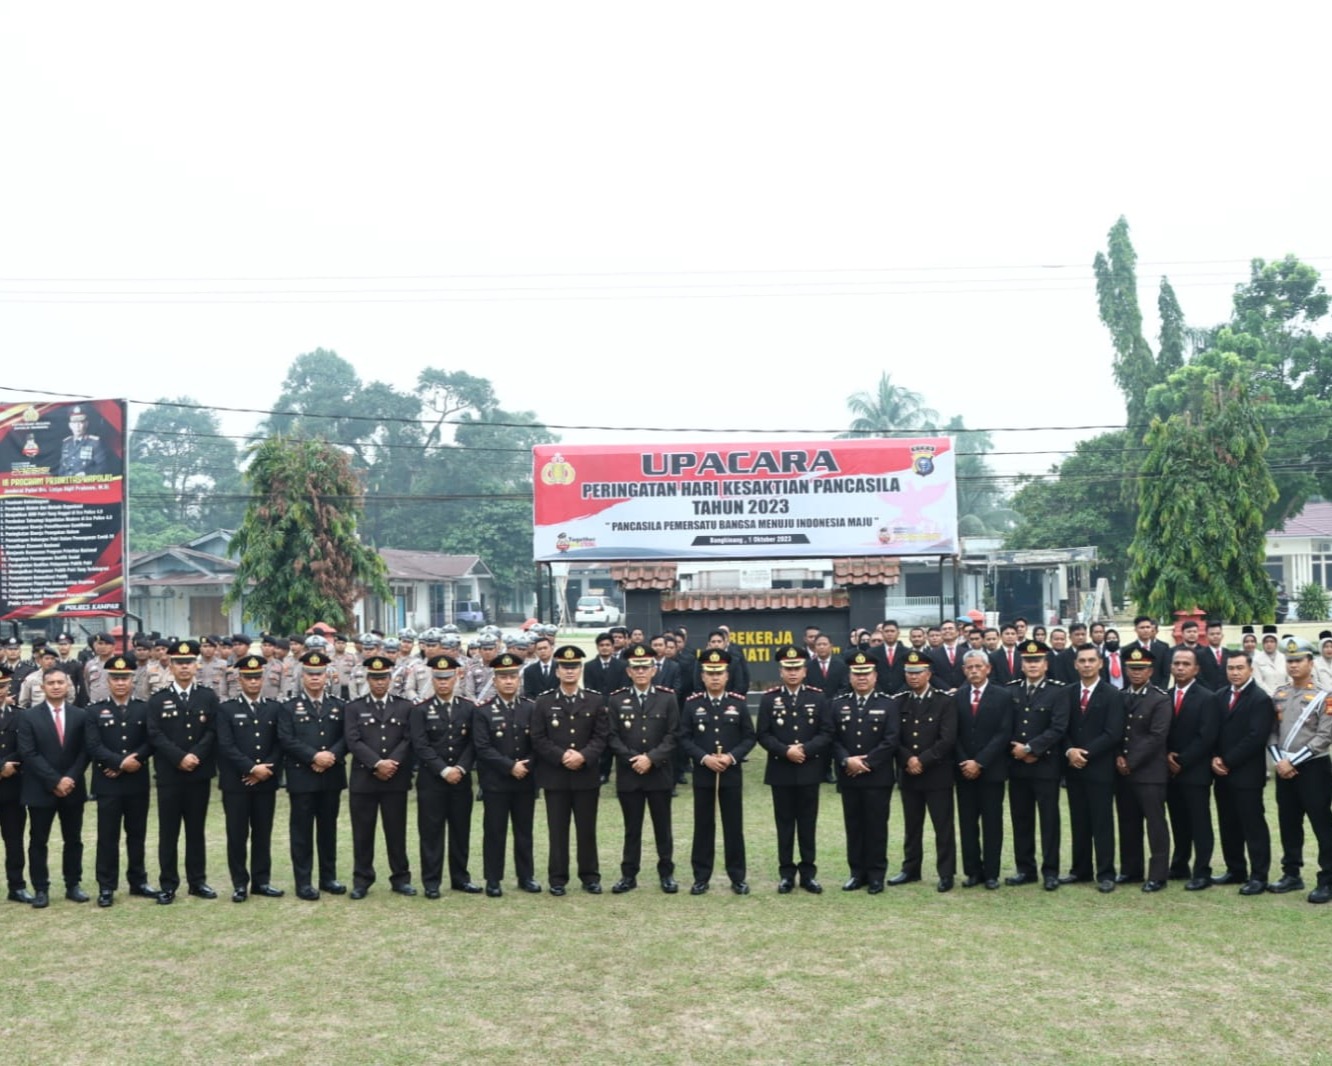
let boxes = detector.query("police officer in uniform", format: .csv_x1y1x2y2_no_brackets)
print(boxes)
756,645,834,893
148,639,220,903
409,653,481,898
830,651,899,893
472,653,541,896
531,645,609,895
679,649,755,894
277,649,347,900
0,667,33,902
1115,647,1172,892
607,644,680,894
84,653,156,906
888,651,958,891
57,404,110,475
1002,641,1068,890
215,654,284,902
344,655,416,898
195,636,231,700
1267,637,1332,903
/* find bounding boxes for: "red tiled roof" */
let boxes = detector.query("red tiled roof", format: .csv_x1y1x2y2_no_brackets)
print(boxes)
662,589,849,612
832,557,901,586
610,563,679,590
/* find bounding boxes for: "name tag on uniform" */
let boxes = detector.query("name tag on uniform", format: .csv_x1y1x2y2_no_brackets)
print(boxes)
869,709,885,716
723,708,740,717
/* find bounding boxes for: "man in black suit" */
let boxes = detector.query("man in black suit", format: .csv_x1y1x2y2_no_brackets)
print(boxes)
928,634,964,692
806,634,849,696
1121,616,1171,690
148,639,220,904
1211,653,1274,894
532,645,609,895
1165,646,1219,888
952,650,1013,889
607,645,679,894
1197,620,1231,691
988,624,1022,686
521,636,559,700
1061,645,1125,891
1115,647,1171,891
1004,641,1068,890
874,620,909,695
344,655,416,899
647,634,681,696
84,654,156,906
0,667,34,903
756,646,834,893
582,634,626,699
17,665,88,907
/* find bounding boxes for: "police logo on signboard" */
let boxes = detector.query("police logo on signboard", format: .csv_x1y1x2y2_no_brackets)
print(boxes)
541,454,575,486
911,444,936,477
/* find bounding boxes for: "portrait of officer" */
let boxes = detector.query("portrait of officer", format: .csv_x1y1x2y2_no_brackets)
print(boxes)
56,404,112,476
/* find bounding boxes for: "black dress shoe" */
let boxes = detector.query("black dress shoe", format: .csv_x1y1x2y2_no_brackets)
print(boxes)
231,888,248,903
7,888,34,904
937,877,954,893
867,881,884,894
156,890,175,905
961,875,984,888
1004,873,1037,886
1184,878,1211,891
1239,879,1267,896
984,878,1000,890
129,883,159,898
1268,875,1305,894
424,888,442,900
581,881,602,895
1210,871,1244,886
1308,883,1332,905
1058,874,1088,885
1113,873,1142,884
1043,876,1060,891
777,879,795,894
391,884,417,897
1097,879,1116,893
349,886,369,900
320,880,348,895
251,884,284,898
548,885,567,896
453,882,483,894
887,872,920,886
690,881,709,895
31,890,49,909
519,879,543,893
801,878,823,895
660,878,679,894
731,881,749,895
485,882,502,898
842,877,865,891
611,877,638,894
65,885,90,903
297,886,320,901
1142,880,1167,893
97,889,114,907
188,884,218,900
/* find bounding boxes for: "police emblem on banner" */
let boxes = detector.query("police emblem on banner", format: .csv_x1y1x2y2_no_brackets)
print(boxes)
911,443,936,477
540,454,575,485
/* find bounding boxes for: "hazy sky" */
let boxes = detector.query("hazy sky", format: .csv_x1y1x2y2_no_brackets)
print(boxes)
5,2,1331,484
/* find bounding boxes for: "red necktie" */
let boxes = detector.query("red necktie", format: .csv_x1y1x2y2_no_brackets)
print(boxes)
1229,687,1239,710
1109,653,1120,680
1215,648,1223,665
1079,688,1090,714
971,688,981,716
1174,688,1184,715
1007,651,1014,674
947,647,955,665
887,647,894,667
821,661,828,678
52,706,64,745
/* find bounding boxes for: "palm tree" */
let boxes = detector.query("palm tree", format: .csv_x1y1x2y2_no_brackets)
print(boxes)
837,372,938,438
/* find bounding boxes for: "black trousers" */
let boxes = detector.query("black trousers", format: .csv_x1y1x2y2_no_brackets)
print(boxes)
0,797,27,889
222,790,277,889
1214,778,1270,881
94,791,150,890
349,791,411,890
27,798,84,890
482,788,536,884
1276,758,1332,882
157,781,211,892
956,778,1005,881
770,782,820,881
1167,778,1214,879
840,786,891,882
1066,775,1115,881
1115,777,1169,882
543,788,600,887
417,779,474,890
617,789,674,879
289,790,342,889
692,784,745,885
900,786,956,880
1008,774,1060,878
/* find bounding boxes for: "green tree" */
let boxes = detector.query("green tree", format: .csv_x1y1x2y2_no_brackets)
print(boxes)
1094,216,1160,431
1127,356,1277,622
945,416,1016,537
837,372,938,437
129,398,243,533
126,461,201,552
263,349,367,442
225,437,389,632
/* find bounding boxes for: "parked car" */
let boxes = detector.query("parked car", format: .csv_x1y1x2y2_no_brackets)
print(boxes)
454,600,487,630
574,595,621,626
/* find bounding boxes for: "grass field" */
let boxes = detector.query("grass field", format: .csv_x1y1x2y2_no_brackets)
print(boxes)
2,772,1328,1065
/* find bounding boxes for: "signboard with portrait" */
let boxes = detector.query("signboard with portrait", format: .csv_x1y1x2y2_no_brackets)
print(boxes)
533,438,958,561
0,398,128,620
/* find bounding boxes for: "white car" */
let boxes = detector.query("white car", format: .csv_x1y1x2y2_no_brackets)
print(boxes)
574,596,622,626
